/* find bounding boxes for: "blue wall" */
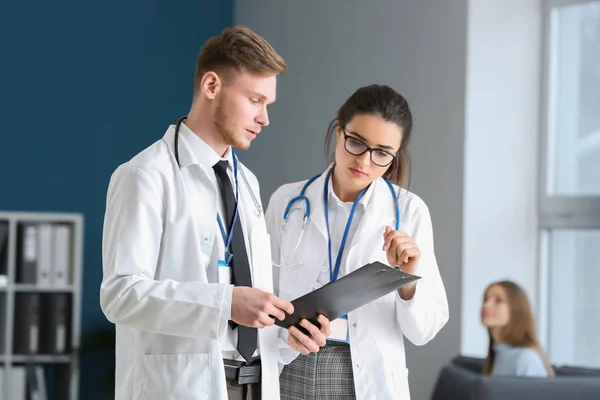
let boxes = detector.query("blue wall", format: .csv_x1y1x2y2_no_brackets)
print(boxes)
0,1,233,398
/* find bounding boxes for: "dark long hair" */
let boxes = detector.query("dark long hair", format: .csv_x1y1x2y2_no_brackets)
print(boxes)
482,281,554,376
324,84,413,188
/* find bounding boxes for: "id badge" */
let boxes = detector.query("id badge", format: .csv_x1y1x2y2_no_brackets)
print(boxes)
218,260,231,284
327,315,349,343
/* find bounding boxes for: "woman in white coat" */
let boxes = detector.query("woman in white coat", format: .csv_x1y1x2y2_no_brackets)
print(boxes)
266,85,449,399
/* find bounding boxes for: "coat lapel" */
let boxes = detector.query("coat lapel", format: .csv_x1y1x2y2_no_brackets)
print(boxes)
351,178,400,249
292,168,331,241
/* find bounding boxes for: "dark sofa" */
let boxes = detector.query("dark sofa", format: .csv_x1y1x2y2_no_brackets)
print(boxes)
431,355,600,400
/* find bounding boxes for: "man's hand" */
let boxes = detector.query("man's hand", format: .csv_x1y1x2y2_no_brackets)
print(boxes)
287,314,331,355
231,287,294,328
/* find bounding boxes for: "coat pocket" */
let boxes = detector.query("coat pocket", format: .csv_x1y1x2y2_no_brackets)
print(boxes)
142,353,210,400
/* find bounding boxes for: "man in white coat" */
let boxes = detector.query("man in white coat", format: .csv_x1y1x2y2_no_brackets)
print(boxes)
100,26,330,400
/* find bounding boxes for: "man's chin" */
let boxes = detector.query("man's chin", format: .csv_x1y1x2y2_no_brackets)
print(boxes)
230,137,251,151
221,130,251,151
234,143,251,151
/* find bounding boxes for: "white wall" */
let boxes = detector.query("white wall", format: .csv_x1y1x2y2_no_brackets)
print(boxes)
235,1,467,399
462,0,542,357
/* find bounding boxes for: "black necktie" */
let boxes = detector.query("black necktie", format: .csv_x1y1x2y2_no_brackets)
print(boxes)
213,160,257,362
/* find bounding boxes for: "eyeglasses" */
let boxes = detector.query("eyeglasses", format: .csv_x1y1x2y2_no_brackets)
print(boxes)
342,128,397,167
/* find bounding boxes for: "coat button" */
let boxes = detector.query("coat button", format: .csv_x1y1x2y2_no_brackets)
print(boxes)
353,323,357,328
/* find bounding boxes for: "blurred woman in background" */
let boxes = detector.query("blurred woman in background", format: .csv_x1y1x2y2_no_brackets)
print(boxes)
481,280,554,377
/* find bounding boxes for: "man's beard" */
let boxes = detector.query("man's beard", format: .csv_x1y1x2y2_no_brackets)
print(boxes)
214,103,250,150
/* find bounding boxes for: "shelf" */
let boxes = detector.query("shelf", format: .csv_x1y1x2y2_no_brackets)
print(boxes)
0,354,72,363
0,211,82,399
0,212,83,223
13,285,74,292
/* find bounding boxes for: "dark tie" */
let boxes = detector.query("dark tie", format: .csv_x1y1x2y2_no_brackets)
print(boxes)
213,160,257,362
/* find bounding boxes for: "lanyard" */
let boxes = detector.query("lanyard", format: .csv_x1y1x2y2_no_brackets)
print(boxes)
323,169,369,282
216,150,239,265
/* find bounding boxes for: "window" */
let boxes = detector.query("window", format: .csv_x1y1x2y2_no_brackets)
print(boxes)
539,0,600,368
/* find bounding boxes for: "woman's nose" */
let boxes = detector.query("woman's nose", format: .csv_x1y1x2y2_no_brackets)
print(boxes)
357,151,371,166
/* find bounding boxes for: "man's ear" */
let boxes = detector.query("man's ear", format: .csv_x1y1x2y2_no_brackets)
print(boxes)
201,71,222,99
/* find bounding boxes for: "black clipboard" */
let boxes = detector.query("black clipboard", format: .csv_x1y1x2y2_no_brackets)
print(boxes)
274,261,421,330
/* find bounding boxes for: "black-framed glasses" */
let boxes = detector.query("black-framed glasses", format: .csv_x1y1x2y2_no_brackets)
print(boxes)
342,129,397,167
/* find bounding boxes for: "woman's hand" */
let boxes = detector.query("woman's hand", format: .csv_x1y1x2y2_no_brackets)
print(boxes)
383,225,420,300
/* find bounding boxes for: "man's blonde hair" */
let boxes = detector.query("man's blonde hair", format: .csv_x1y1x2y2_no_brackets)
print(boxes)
194,26,286,93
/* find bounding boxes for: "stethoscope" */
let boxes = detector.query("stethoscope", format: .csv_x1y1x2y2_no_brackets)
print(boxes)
173,116,263,218
280,166,400,279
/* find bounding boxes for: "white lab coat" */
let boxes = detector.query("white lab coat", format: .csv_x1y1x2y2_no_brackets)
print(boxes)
100,125,281,400
266,169,449,400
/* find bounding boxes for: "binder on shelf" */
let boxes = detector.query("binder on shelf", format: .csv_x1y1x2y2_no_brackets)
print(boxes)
0,366,27,400
51,224,71,286
0,220,8,277
27,366,48,400
0,295,6,353
36,224,53,287
40,293,71,354
16,224,38,284
13,293,41,355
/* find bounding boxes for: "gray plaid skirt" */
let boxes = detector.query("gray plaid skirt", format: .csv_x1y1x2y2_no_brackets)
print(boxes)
280,341,356,400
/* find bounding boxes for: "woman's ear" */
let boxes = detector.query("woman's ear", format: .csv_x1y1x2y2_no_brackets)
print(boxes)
335,122,343,140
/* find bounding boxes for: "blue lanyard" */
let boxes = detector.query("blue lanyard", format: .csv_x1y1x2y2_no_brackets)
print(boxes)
323,169,370,282
216,149,239,264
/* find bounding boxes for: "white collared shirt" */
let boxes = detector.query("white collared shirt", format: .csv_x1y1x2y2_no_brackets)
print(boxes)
179,122,259,360
314,180,374,288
